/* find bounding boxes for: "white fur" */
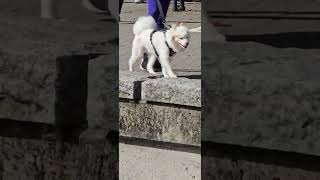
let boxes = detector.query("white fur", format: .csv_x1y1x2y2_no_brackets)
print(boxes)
129,16,190,78
133,16,157,35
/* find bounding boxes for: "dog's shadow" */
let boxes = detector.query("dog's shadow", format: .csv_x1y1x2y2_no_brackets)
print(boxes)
178,75,201,79
147,74,201,80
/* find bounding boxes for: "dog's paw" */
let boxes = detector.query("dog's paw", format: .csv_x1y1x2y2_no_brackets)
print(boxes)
169,74,177,78
140,64,146,70
147,69,157,74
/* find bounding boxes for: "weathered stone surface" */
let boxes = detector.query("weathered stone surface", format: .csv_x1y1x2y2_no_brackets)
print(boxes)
87,54,118,129
202,42,320,155
0,14,116,124
120,143,200,180
0,0,114,20
0,131,118,180
119,71,160,100
142,78,201,107
120,101,201,146
203,155,320,180
119,70,201,107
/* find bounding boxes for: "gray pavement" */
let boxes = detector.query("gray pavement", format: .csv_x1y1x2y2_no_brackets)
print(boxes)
119,1,201,71
119,143,201,180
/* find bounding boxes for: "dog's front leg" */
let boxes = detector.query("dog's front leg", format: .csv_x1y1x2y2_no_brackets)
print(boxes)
159,56,177,78
162,68,169,78
147,55,157,74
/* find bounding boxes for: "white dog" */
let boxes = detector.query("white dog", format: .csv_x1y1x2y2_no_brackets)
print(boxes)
128,16,190,78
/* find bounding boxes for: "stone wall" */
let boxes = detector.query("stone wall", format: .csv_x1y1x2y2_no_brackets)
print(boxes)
119,71,201,146
203,0,320,178
0,9,118,179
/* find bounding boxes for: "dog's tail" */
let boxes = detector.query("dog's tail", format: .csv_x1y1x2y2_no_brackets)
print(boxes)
133,16,157,35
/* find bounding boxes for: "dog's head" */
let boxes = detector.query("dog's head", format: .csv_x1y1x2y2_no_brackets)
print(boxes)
169,22,190,51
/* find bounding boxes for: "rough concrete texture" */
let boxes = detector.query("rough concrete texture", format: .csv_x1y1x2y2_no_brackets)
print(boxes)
119,71,201,107
119,143,200,180
0,13,116,124
142,78,201,107
119,71,160,100
203,156,320,180
0,131,118,180
120,101,200,146
87,54,118,129
0,0,113,20
202,42,320,156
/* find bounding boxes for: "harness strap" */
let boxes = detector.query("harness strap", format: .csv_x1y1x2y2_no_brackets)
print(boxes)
163,31,176,57
150,30,159,57
150,30,176,58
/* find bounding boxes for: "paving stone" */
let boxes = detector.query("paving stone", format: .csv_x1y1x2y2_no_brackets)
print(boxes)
142,78,201,107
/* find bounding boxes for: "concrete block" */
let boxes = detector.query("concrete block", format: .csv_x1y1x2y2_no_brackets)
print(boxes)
0,15,115,125
0,134,118,180
202,42,320,156
120,101,201,146
87,55,119,129
119,71,159,100
203,155,320,180
142,78,201,107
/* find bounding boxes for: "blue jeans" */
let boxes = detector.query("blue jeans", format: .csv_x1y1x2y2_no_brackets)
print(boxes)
147,0,170,29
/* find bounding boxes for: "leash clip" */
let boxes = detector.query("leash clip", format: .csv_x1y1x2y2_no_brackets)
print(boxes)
164,22,171,30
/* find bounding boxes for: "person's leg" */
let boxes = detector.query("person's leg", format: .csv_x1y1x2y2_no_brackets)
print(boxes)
173,0,178,11
147,0,161,29
157,0,170,29
143,0,165,72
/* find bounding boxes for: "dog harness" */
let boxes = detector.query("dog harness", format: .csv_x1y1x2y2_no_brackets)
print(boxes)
150,30,176,58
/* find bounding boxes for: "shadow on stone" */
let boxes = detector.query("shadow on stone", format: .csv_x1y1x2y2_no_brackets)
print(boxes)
203,141,320,172
55,55,90,142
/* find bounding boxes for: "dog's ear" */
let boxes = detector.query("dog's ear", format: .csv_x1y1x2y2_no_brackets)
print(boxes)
171,24,177,29
176,22,184,26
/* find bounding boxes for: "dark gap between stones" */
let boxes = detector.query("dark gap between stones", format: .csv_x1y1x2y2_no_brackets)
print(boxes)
179,75,201,79
55,55,90,142
0,118,55,140
120,98,201,111
202,141,320,172
120,136,200,154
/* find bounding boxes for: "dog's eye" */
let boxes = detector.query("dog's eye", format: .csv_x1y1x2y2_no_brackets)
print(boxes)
180,37,184,39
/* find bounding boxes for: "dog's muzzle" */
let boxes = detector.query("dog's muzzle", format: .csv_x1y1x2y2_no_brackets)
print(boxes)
180,42,189,48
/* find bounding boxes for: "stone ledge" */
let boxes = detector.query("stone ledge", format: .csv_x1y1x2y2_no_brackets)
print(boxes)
119,71,159,100
119,70,201,107
202,42,320,156
120,101,201,146
0,15,117,126
119,71,201,146
0,129,118,180
142,78,201,107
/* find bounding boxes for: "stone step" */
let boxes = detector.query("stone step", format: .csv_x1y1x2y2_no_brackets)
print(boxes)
119,70,201,146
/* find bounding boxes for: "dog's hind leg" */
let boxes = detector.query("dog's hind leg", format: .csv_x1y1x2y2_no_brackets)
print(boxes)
128,41,144,72
146,55,157,74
